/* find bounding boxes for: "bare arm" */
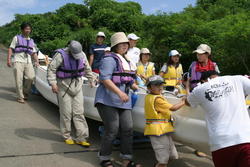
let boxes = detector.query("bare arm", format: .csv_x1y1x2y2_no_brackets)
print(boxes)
7,48,13,67
89,54,94,67
102,79,129,102
32,53,39,66
170,98,186,111
159,71,164,77
186,78,191,95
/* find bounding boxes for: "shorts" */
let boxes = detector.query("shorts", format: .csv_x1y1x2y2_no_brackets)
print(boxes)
212,143,250,167
150,134,178,164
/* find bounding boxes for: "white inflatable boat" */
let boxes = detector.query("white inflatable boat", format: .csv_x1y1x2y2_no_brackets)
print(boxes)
35,65,212,153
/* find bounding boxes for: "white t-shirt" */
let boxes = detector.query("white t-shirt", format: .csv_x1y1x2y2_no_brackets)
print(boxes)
10,36,37,64
126,47,140,70
187,75,250,152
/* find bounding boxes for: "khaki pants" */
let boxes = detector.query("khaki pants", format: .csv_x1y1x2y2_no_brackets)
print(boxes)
150,134,178,164
13,62,35,99
57,85,89,142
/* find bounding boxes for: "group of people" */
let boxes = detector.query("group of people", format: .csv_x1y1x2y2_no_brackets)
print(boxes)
7,22,250,167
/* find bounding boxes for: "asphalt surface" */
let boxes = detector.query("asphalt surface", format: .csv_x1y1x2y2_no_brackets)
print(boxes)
0,47,214,167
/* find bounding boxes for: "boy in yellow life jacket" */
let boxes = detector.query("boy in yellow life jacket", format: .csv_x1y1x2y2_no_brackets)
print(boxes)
144,75,186,167
159,50,183,92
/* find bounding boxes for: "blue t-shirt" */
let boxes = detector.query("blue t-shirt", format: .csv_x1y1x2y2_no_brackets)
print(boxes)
89,43,107,70
94,56,132,110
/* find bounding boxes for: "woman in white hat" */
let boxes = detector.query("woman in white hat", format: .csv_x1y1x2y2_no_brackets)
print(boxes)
94,32,141,167
186,44,220,94
136,48,155,86
159,50,183,92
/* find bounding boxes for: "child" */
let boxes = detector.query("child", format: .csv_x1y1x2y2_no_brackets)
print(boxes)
159,50,183,92
144,75,185,167
136,48,155,86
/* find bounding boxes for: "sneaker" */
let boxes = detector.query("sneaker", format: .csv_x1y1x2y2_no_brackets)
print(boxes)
76,141,91,147
65,139,75,145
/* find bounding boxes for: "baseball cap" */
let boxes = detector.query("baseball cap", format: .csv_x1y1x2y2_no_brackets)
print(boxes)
193,44,211,55
68,40,83,59
127,33,140,40
140,48,151,55
169,50,181,57
146,75,165,86
96,32,106,37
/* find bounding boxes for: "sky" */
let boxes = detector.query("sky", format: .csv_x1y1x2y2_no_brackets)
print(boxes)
0,0,196,26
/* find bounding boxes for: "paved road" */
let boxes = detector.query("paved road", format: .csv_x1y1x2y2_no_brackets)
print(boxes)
0,48,214,167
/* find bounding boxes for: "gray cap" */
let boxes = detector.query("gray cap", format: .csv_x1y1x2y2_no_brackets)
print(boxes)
146,75,165,86
68,40,83,59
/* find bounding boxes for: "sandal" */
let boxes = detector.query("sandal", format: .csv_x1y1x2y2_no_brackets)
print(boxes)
126,161,142,167
100,160,114,167
17,98,25,104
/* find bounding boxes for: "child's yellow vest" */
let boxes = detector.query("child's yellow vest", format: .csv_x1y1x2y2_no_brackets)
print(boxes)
137,62,154,78
144,94,174,136
163,64,183,86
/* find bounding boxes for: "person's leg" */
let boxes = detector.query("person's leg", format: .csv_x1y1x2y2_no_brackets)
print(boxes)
212,145,237,167
58,87,73,141
72,90,89,142
150,135,170,167
236,143,250,167
96,104,119,161
168,135,178,160
13,62,25,100
119,109,133,161
23,63,35,96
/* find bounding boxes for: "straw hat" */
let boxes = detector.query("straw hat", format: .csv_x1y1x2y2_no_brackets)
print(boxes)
110,32,129,48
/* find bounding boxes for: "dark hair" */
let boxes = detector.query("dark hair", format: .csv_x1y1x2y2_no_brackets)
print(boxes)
200,70,219,82
167,56,180,68
182,72,188,81
111,42,129,54
139,53,150,61
20,22,32,30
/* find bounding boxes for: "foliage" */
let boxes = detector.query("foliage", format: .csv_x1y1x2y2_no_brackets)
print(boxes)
0,0,249,74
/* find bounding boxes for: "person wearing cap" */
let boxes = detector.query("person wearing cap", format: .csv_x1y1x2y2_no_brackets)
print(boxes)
47,40,95,146
94,32,141,167
159,50,183,92
126,33,140,71
144,75,185,167
186,44,220,94
7,22,39,104
136,48,155,86
185,71,250,167
104,47,111,55
89,32,107,74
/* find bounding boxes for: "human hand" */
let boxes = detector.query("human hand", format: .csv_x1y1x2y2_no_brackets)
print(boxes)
34,61,40,67
7,59,12,67
51,84,59,94
89,81,96,88
118,91,129,103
